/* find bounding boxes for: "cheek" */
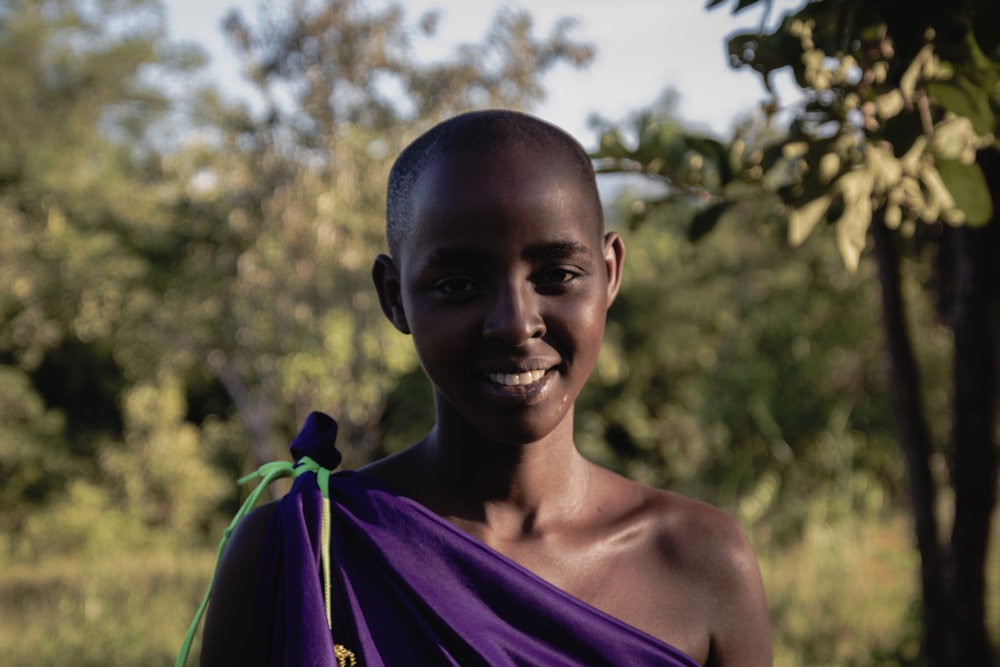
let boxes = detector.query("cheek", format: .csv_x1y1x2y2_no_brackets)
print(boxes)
408,308,473,366
561,297,607,343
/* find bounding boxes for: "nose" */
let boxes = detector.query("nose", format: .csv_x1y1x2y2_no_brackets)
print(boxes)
482,281,546,346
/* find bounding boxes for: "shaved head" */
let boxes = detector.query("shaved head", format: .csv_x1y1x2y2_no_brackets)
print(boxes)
386,109,602,259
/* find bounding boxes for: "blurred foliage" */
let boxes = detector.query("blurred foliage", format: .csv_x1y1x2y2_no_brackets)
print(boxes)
588,96,953,540
579,172,950,546
709,5,1000,665
593,0,1000,663
0,0,985,664
0,0,596,543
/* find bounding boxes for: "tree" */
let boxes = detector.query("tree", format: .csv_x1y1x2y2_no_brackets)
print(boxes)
0,0,227,545
594,1,999,663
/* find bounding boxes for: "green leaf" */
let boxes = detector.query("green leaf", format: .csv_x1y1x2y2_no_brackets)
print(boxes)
935,159,994,226
596,130,629,160
926,76,996,136
688,201,728,242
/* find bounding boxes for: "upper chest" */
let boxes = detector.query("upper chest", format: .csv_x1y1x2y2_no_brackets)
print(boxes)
475,517,714,664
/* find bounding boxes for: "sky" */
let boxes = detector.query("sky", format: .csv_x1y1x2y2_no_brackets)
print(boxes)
164,0,792,148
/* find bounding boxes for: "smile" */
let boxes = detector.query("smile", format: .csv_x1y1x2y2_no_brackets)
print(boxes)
487,370,547,386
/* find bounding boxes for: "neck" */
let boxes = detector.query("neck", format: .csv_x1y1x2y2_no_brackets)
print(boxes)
417,413,592,538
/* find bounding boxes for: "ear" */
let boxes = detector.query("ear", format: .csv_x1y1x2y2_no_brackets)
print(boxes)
372,253,411,334
602,231,625,307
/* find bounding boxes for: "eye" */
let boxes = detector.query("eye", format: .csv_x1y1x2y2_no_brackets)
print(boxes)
432,276,478,294
534,267,580,286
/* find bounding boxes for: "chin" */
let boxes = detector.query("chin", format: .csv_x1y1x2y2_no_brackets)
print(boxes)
465,406,574,448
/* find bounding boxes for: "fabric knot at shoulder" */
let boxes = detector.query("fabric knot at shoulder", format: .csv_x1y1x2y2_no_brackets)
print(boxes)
290,411,342,469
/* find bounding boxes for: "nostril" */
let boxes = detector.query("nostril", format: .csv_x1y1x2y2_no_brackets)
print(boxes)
485,319,545,346
482,287,545,345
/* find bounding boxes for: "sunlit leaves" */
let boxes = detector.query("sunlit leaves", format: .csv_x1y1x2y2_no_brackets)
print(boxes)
780,130,991,264
711,0,1000,268
832,169,874,271
788,194,831,246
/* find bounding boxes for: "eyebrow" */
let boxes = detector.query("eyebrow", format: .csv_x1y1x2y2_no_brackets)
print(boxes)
521,241,590,262
424,241,589,267
423,247,490,268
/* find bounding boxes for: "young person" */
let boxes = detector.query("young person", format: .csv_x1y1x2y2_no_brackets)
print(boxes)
195,110,772,667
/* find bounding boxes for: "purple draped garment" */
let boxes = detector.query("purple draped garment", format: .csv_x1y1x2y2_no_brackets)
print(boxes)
258,412,700,667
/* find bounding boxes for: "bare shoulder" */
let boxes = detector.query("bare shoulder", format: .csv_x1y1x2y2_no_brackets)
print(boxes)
199,501,278,667
649,487,772,667
647,484,758,579
593,468,752,568
592,469,772,666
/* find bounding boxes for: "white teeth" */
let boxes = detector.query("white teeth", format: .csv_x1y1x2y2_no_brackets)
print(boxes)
488,370,546,386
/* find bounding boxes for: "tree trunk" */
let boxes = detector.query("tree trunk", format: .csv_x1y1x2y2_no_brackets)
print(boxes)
870,216,949,667
946,150,1000,666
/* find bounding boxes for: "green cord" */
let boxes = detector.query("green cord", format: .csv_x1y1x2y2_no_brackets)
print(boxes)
175,457,332,667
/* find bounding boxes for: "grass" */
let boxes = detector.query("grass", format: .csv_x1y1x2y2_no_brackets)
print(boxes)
0,548,214,667
759,513,921,666
757,506,1000,667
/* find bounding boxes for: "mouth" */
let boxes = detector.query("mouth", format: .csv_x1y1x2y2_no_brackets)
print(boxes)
486,369,548,387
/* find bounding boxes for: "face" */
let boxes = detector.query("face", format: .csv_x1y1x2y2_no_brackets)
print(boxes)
375,143,624,446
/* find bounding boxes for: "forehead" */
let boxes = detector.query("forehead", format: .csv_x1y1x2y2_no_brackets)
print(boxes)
406,143,602,251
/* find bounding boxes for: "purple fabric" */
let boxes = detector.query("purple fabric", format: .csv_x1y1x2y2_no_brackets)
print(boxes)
258,412,700,667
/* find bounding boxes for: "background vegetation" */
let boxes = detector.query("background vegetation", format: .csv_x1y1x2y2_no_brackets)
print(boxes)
592,1,1000,663
0,0,996,665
